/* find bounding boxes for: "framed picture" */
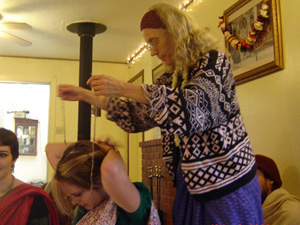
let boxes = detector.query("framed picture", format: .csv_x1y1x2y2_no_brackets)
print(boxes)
223,0,283,85
15,118,38,156
152,63,164,84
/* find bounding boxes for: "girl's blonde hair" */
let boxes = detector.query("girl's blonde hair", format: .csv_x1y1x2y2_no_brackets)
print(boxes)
149,2,220,72
51,140,108,216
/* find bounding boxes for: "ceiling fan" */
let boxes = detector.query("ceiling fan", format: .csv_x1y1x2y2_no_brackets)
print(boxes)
0,13,32,47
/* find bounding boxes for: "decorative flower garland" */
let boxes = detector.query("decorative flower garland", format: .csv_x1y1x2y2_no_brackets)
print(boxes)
218,0,270,51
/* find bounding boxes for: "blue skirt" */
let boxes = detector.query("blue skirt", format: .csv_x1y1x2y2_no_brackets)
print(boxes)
172,163,264,225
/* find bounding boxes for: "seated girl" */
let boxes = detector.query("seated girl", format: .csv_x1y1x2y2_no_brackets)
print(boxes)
46,140,160,225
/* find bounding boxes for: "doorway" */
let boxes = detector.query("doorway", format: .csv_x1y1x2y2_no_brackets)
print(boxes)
0,82,50,185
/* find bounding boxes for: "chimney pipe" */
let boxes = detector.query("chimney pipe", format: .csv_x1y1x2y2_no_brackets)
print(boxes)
67,22,106,141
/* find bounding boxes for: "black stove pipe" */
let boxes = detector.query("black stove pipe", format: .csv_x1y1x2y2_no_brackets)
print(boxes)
77,24,95,141
67,22,106,141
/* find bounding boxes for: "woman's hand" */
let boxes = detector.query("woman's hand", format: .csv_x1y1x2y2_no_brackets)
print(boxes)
87,75,125,98
87,75,149,104
96,140,117,153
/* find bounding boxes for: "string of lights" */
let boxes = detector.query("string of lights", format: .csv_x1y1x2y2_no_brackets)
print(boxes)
127,43,148,64
180,0,197,11
127,0,198,64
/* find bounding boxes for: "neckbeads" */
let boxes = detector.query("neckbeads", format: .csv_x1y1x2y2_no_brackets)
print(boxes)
0,175,15,198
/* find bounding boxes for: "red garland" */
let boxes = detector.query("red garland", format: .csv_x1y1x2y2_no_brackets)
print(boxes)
218,0,270,51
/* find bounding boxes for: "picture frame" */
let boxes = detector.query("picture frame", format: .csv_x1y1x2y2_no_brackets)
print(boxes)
223,0,283,85
15,118,38,156
152,63,164,84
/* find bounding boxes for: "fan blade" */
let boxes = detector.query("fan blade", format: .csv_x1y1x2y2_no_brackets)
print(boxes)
0,30,32,47
0,22,32,30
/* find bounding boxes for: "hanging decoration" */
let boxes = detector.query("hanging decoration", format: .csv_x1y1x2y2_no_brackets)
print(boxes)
127,0,199,64
218,0,269,51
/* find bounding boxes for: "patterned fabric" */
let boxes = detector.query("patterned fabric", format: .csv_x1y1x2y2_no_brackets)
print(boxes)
106,50,256,201
172,159,264,225
77,198,117,225
76,198,161,225
147,201,161,225
107,97,155,133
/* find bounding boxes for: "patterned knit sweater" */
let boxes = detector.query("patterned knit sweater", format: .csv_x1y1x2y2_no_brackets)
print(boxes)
107,50,256,201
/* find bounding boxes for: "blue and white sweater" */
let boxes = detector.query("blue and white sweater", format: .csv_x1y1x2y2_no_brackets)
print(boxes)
107,50,256,201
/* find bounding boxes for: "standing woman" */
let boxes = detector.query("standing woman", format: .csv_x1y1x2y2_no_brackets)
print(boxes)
0,128,59,225
58,2,263,224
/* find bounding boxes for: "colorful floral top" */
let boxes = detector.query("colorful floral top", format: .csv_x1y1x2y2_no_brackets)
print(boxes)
107,50,256,201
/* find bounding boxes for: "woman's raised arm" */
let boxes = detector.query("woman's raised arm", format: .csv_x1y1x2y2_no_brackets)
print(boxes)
98,142,141,213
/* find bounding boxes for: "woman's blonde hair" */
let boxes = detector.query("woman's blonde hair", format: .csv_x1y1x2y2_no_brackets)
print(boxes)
149,2,220,71
51,140,108,216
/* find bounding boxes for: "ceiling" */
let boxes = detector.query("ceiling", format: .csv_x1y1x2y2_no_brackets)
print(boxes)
0,0,181,64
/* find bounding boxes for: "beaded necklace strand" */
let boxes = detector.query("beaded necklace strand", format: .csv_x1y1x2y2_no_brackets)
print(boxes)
0,175,15,199
89,96,99,209
61,91,98,209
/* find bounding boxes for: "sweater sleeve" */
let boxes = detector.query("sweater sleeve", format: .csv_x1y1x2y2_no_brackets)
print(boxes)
105,71,173,133
106,97,157,133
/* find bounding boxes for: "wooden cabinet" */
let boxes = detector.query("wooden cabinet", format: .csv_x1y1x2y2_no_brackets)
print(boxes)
15,118,38,156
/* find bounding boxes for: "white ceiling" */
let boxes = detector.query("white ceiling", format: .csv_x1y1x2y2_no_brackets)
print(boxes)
0,0,181,64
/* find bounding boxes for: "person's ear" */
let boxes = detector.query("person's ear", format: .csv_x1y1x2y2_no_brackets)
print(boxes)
11,159,17,172
267,179,274,191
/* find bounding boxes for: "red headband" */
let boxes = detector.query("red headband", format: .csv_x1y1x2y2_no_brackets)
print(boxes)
255,154,282,187
140,10,166,31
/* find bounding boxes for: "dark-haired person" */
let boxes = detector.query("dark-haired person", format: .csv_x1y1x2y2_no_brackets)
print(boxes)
0,128,59,225
57,2,263,224
256,154,300,225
